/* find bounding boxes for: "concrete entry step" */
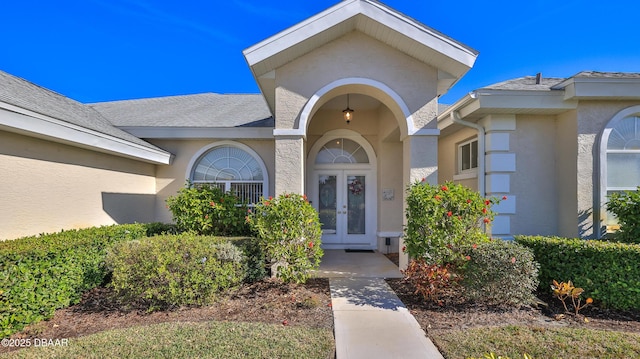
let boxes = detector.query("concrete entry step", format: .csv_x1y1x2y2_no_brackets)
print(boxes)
330,278,443,359
313,249,403,279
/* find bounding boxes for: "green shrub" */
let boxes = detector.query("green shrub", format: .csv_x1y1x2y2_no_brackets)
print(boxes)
166,183,251,236
248,194,323,284
404,180,501,265
462,240,539,306
0,224,147,338
402,260,458,305
106,233,246,311
226,237,267,282
515,235,640,310
143,222,178,236
606,187,640,243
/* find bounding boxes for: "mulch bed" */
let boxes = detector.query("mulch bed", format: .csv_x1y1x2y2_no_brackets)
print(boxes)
1,278,333,354
4,256,640,355
383,253,640,335
388,278,640,335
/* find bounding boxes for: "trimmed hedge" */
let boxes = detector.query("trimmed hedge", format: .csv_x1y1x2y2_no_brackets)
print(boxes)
515,235,640,310
0,224,148,338
106,234,251,310
462,240,539,306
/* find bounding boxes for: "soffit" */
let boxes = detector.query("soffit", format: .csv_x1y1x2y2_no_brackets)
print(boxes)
437,91,577,136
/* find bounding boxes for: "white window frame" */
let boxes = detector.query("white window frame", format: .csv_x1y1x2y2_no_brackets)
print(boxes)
185,141,269,205
457,138,479,174
599,106,640,237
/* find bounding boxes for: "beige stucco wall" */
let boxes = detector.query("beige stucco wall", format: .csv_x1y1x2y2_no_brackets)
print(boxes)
0,130,157,240
510,115,558,236
555,110,579,238
376,106,404,235
275,31,439,132
271,31,440,214
269,30,442,255
149,139,275,224
438,127,478,189
307,109,380,150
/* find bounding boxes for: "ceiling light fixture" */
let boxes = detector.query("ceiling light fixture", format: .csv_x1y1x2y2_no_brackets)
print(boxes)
343,94,354,124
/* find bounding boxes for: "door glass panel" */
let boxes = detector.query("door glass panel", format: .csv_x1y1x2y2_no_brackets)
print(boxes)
318,175,337,234
347,175,366,234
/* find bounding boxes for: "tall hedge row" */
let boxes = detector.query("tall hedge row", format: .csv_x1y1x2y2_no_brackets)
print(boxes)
515,235,640,310
0,224,148,337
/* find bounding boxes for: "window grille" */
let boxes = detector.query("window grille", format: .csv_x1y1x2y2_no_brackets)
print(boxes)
190,145,266,205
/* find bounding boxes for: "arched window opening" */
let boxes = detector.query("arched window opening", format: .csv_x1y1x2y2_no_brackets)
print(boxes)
191,145,266,204
604,115,640,230
315,138,369,164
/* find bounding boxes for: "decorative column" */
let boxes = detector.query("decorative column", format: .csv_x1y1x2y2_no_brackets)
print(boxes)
273,134,305,195
480,115,516,239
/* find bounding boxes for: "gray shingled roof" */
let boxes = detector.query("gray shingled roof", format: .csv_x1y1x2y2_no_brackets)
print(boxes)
572,71,640,79
0,70,162,150
482,72,640,93
90,93,274,128
480,76,566,91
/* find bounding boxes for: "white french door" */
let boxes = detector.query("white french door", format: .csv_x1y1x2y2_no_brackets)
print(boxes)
313,170,375,249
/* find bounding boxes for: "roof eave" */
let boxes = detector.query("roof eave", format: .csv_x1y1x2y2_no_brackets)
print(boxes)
438,90,576,133
0,103,173,165
559,78,640,100
118,126,274,139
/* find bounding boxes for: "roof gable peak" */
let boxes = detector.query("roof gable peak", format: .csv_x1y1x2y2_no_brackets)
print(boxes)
243,0,477,112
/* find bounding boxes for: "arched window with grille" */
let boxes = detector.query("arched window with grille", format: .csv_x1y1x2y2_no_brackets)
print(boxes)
601,107,640,233
315,138,369,164
189,142,268,205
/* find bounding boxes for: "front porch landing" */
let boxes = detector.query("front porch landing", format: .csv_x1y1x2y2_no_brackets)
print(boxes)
312,249,403,279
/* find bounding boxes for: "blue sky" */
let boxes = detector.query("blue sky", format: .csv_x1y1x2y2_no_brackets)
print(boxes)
2,0,639,105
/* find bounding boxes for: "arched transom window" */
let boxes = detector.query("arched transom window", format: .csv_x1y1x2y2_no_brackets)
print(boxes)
191,144,266,204
315,138,369,164
603,114,640,229
606,116,640,191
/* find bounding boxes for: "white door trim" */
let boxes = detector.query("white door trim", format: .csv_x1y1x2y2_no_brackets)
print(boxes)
307,130,377,249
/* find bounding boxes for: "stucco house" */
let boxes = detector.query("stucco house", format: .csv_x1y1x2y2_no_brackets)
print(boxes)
2,0,640,263
438,72,640,240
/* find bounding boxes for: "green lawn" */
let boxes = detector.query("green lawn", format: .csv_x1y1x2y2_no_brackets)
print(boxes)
434,325,640,359
1,321,335,359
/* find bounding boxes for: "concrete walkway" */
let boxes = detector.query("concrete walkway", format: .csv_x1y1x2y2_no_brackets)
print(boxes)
314,250,443,359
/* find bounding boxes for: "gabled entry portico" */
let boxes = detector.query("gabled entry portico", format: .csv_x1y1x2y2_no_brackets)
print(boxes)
243,0,478,266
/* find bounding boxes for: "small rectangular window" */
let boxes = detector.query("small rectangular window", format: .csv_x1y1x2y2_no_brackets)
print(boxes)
458,139,478,172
